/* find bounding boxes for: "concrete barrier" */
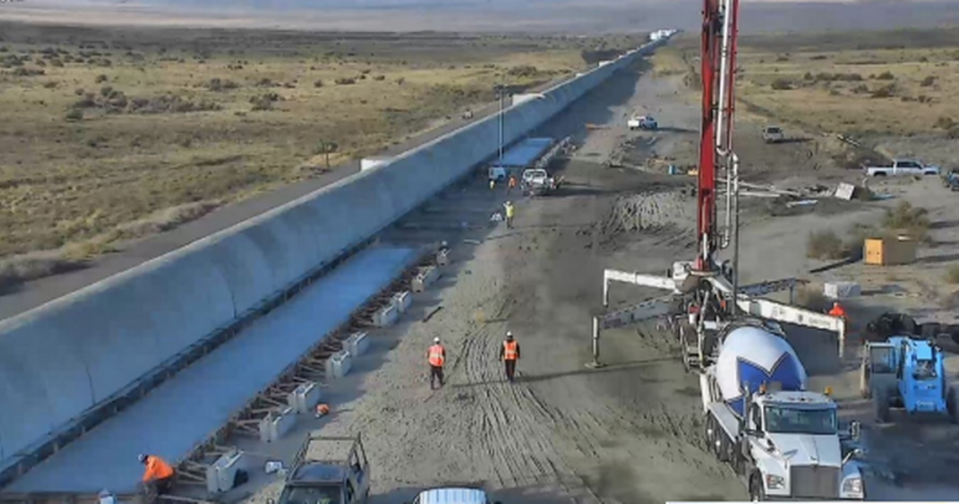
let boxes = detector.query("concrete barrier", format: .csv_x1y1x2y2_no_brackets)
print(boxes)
0,38,668,468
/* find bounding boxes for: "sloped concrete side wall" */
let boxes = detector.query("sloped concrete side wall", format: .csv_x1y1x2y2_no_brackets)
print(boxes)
0,38,666,464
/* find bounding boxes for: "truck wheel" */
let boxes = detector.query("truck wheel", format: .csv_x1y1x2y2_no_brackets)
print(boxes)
859,363,871,399
717,432,731,463
874,388,890,423
749,473,766,502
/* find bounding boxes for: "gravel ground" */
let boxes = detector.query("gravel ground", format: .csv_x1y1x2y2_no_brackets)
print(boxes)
227,59,959,503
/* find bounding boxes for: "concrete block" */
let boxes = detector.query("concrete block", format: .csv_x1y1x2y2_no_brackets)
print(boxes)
436,248,451,266
346,331,370,357
206,449,246,494
257,406,297,443
392,290,412,313
372,303,398,327
324,349,352,380
824,281,861,299
412,266,440,293
286,381,322,414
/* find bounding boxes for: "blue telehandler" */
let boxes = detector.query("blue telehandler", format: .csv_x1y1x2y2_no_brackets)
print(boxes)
860,335,958,423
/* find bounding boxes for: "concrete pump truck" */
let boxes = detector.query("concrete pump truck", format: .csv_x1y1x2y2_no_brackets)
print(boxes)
588,0,866,500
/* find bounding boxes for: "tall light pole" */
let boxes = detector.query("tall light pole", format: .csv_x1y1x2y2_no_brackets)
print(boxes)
494,84,506,163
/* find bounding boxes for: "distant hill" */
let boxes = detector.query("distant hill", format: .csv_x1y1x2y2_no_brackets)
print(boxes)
8,0,959,33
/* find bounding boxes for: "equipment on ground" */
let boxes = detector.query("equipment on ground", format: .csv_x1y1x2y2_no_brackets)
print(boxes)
860,336,959,423
488,165,508,182
520,168,558,196
271,433,371,504
590,0,862,500
761,126,785,144
863,312,919,342
407,487,502,504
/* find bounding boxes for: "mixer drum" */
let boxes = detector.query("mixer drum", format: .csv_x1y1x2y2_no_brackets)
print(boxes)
715,325,807,417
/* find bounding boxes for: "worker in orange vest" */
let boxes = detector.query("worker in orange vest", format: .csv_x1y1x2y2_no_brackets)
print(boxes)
828,301,848,319
507,174,518,194
139,453,175,496
500,331,521,383
427,337,446,390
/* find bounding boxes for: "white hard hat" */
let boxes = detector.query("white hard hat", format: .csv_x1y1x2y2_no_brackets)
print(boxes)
434,337,440,343
506,331,513,337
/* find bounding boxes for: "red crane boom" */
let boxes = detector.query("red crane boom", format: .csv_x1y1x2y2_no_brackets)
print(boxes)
695,0,740,273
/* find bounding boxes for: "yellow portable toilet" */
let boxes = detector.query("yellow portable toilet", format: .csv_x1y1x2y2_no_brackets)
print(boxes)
864,235,917,266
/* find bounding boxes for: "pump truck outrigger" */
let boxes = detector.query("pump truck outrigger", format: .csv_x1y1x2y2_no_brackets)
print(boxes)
586,1,864,501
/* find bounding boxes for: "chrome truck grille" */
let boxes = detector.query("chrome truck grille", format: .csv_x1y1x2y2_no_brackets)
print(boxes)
790,465,840,499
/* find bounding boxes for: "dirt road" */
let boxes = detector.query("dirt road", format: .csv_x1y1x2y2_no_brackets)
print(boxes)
235,62,747,504
238,54,959,503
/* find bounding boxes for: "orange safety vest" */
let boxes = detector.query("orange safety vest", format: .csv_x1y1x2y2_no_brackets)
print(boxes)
428,344,445,367
142,455,175,483
828,304,847,318
503,340,518,361
508,176,517,188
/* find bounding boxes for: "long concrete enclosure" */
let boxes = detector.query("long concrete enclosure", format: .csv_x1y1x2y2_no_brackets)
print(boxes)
0,36,669,477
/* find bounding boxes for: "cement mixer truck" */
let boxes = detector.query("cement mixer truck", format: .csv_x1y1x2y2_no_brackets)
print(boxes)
701,320,866,501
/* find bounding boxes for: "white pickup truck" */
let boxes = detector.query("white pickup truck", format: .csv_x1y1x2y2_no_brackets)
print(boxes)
863,159,940,177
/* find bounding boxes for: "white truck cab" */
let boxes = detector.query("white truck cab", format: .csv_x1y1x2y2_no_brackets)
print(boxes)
741,389,865,501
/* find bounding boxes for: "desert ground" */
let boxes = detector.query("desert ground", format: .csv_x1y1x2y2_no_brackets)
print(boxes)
0,21,644,291
156,28,959,503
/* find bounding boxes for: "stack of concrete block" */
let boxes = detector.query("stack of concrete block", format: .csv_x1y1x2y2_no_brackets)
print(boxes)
286,381,322,415
325,349,352,380
392,291,412,313
346,331,370,357
412,266,440,293
372,302,398,327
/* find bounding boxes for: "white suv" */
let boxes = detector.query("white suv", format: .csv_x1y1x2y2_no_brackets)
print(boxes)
409,487,501,504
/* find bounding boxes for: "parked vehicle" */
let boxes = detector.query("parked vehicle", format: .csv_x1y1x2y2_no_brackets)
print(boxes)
521,168,559,196
761,126,785,143
272,433,371,504
407,487,503,504
860,336,959,423
863,159,940,177
627,115,658,131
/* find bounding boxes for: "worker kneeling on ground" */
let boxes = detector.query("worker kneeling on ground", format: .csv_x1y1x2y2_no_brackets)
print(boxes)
139,453,175,496
500,331,520,383
428,337,446,390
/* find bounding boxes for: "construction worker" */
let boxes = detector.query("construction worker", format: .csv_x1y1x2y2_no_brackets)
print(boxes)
427,337,446,390
828,301,848,319
138,453,175,496
500,331,520,382
489,178,496,191
503,201,515,229
507,174,517,194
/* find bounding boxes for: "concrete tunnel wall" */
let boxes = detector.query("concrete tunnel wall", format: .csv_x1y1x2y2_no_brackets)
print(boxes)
0,38,667,466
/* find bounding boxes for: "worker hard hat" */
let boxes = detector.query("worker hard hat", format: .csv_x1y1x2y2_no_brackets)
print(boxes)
138,453,148,464
434,337,440,344
506,331,513,338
